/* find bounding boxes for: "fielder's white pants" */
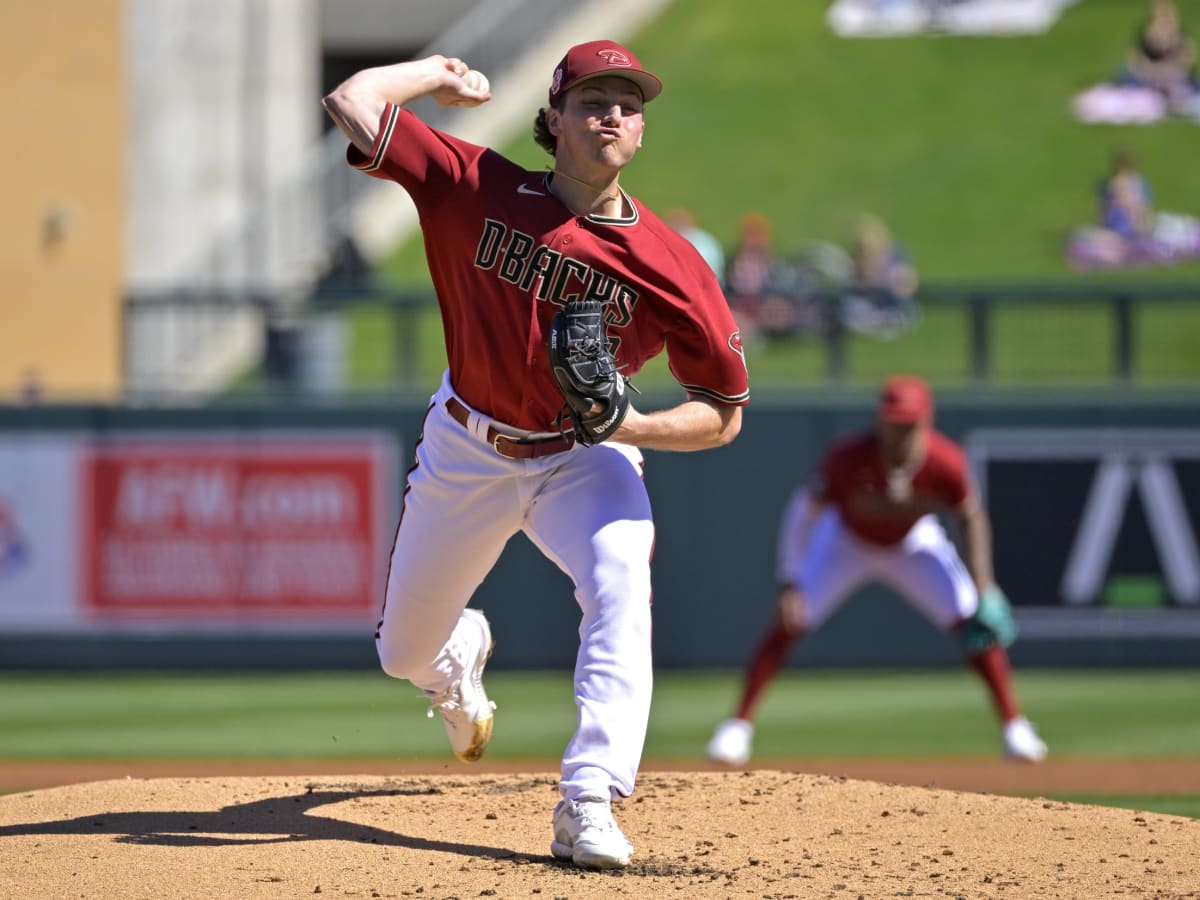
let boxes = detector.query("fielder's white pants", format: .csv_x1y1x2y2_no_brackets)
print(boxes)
376,373,654,802
787,509,979,631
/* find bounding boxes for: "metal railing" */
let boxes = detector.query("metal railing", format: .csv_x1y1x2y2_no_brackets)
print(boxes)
908,282,1196,386
910,282,1199,385
731,281,1200,386
122,281,1200,402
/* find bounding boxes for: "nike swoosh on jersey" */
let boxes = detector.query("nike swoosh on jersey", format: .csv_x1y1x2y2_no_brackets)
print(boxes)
517,184,544,196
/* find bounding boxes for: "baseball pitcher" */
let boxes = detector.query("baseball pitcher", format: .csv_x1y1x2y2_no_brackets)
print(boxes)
323,40,749,870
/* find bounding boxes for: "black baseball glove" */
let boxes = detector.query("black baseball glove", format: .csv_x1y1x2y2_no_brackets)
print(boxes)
548,299,631,446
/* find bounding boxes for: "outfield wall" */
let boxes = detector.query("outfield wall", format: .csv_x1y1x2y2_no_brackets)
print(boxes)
1,393,1198,669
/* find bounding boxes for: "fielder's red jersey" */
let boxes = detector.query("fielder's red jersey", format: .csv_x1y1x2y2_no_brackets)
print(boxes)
347,105,750,431
813,429,971,546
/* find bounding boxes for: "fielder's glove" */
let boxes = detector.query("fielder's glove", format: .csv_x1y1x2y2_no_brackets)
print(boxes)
548,299,631,446
961,584,1019,654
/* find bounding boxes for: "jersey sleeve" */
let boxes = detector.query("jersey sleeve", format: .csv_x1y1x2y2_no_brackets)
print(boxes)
345,104,486,207
656,236,749,405
935,436,971,508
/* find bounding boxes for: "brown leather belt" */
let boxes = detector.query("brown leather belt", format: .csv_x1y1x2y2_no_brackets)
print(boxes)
445,397,575,460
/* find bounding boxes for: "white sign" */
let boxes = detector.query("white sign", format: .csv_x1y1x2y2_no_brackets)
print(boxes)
0,435,82,628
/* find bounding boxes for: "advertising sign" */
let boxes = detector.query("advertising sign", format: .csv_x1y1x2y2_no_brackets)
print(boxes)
0,431,397,633
81,434,395,625
965,428,1200,638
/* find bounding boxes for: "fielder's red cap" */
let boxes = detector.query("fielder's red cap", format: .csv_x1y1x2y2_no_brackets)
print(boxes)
878,374,934,424
548,40,663,106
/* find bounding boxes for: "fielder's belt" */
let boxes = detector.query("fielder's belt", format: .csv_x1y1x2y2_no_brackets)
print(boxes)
446,397,575,460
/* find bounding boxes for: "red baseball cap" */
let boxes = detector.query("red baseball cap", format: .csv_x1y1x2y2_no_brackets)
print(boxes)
548,40,663,106
878,374,934,424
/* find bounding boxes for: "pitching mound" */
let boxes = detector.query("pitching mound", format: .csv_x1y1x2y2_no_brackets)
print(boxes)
2,771,1197,897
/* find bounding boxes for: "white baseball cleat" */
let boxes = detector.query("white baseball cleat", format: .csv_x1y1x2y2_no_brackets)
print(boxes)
1002,715,1048,763
706,717,754,767
550,798,634,869
424,608,496,762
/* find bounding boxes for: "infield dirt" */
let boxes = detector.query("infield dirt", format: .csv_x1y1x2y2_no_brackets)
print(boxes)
1,762,1198,898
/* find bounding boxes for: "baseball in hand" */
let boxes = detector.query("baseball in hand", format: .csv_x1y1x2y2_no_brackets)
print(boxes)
458,69,490,105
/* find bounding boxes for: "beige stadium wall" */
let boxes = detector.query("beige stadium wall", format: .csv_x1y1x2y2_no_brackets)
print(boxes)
0,4,124,402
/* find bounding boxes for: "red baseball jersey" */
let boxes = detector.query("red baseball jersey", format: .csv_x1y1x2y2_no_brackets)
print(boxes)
812,429,971,546
347,105,750,431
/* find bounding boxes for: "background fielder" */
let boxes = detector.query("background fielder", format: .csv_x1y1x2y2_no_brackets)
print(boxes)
323,41,749,870
707,374,1048,767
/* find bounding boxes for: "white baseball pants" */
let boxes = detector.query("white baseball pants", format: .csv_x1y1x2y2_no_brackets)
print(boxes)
376,374,655,802
789,509,979,632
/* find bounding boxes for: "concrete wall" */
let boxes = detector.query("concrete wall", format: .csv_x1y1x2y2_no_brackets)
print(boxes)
0,3,125,401
319,0,479,52
125,0,320,294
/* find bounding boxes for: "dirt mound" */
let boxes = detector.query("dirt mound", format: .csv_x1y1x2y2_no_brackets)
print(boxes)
1,771,1197,897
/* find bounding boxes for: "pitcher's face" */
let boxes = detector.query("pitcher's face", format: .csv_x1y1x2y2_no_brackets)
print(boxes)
550,77,645,170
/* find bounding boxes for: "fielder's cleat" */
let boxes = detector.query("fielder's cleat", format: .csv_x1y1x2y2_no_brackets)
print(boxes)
706,717,754,767
1002,715,1048,763
425,608,496,762
550,798,634,869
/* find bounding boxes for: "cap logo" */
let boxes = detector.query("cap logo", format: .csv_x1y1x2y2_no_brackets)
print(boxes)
550,68,563,93
596,48,633,68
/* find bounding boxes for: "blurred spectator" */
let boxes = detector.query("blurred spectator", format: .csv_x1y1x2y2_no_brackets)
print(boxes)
724,212,796,345
1120,0,1199,114
1066,147,1200,270
726,212,776,299
839,213,921,340
1072,1,1200,124
1098,148,1153,240
723,212,837,344
850,213,919,297
664,207,725,283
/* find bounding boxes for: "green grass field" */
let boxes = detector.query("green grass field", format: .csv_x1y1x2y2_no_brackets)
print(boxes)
3,669,1197,816
379,0,1200,284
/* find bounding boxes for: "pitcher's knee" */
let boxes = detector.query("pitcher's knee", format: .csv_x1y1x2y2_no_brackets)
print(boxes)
377,638,429,681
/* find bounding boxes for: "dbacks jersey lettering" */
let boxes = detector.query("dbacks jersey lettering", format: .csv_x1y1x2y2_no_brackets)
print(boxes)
474,218,639,325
